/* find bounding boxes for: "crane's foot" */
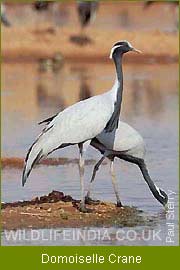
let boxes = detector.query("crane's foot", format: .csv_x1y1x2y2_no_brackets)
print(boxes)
85,196,100,205
79,202,92,213
117,201,123,208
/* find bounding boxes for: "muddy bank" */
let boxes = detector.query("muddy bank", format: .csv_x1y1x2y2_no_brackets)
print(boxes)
1,190,154,230
1,157,101,169
2,27,178,63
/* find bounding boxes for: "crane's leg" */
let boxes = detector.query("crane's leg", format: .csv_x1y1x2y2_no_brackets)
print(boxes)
78,141,90,212
137,159,168,207
85,155,105,204
110,159,122,207
117,154,168,207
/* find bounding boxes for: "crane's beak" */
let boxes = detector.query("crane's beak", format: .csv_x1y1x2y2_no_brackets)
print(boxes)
131,47,142,54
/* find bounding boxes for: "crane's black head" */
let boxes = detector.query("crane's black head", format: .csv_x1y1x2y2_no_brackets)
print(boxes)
110,40,141,59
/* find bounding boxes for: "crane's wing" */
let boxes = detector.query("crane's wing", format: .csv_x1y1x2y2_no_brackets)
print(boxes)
22,93,113,186
38,113,58,125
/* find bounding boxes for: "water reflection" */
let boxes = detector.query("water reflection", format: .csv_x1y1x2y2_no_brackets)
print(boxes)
79,78,92,101
36,54,65,111
131,78,164,117
1,61,178,158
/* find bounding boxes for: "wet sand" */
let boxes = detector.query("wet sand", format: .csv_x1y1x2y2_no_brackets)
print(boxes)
1,190,150,230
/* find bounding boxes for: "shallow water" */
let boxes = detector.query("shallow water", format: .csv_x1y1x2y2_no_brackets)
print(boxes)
1,60,179,246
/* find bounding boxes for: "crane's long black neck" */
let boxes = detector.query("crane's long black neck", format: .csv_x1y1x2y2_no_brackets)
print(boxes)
105,54,123,133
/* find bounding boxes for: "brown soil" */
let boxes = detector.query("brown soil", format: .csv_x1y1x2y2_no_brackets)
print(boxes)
1,157,100,169
1,190,150,230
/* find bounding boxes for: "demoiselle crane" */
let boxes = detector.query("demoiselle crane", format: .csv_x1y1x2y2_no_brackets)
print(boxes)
22,40,141,212
33,1,52,11
1,3,11,27
86,121,168,208
71,1,99,45
144,1,179,8
77,1,99,29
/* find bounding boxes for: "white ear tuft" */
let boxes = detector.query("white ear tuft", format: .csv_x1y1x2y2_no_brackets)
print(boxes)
109,45,122,59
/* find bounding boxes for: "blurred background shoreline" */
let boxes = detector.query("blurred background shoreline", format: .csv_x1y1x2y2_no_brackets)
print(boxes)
2,1,179,62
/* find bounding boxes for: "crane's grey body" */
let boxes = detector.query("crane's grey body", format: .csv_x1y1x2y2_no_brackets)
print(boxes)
22,40,139,212
97,121,145,157
23,81,116,211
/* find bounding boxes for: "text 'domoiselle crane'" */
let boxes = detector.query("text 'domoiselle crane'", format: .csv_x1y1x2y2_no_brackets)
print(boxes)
86,121,168,208
22,40,141,212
